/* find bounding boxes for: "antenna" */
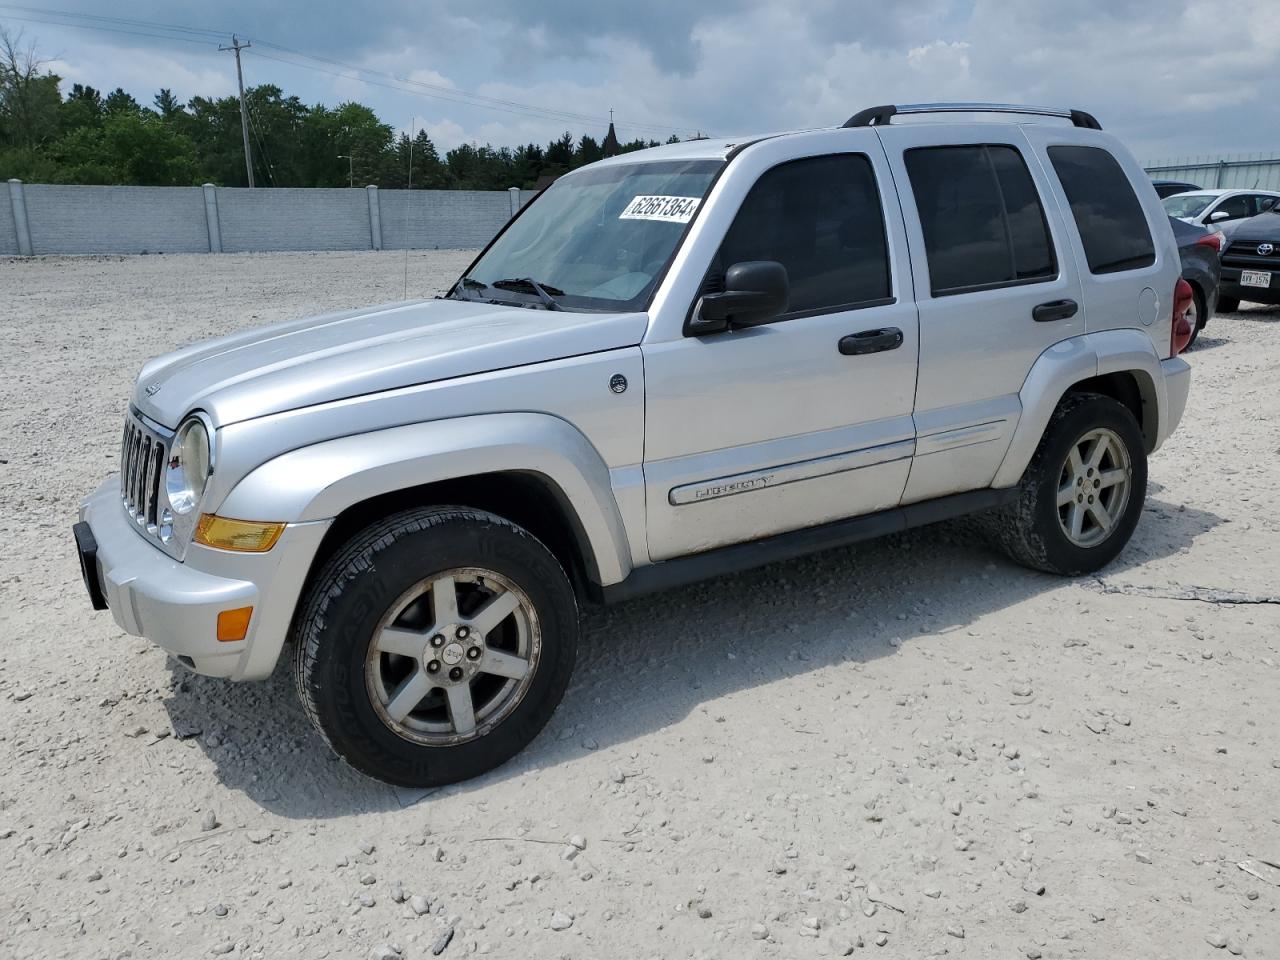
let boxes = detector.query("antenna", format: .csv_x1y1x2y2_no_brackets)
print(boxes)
404,116,414,300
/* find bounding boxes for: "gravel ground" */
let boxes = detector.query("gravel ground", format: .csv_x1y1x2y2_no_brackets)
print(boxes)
1,251,1278,960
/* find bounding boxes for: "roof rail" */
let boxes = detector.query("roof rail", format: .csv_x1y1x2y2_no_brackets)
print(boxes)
843,103,1102,130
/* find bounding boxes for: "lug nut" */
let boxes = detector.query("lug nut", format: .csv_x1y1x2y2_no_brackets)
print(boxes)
427,660,440,673
430,634,445,648
449,667,464,681
456,625,470,640
1088,495,1095,504
467,646,482,660
1094,479,1101,488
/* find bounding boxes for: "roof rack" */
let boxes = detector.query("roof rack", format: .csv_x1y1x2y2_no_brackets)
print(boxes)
843,103,1102,130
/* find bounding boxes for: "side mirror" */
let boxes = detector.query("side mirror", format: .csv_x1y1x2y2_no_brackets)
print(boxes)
1209,210,1230,222
688,261,789,334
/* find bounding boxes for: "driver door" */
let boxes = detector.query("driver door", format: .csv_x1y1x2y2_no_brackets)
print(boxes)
640,139,920,561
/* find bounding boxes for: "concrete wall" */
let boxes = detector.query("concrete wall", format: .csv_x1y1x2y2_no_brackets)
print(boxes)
0,183,16,256
2,181,532,256
1144,153,1280,191
23,184,209,255
378,189,514,250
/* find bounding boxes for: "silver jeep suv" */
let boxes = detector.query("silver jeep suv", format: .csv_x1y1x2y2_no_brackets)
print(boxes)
74,103,1194,786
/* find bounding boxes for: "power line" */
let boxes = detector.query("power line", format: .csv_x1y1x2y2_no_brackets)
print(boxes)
0,4,702,137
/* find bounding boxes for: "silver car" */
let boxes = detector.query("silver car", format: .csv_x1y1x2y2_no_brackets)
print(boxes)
74,102,1194,786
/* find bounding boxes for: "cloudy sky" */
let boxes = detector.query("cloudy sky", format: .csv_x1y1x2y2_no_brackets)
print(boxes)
7,0,1280,161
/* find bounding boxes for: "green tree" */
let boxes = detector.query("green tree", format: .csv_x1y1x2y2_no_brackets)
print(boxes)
60,83,104,133
0,27,61,150
103,87,140,115
153,88,184,122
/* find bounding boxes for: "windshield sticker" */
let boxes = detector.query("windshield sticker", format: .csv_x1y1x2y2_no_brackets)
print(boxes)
619,195,701,223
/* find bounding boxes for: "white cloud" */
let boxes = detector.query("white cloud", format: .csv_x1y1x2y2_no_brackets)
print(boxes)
16,0,1280,159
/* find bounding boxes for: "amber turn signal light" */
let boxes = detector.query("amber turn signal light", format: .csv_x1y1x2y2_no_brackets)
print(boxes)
195,515,286,552
216,606,253,642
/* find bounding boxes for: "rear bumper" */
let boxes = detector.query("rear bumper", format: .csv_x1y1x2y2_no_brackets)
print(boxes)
1159,355,1191,444
77,477,329,680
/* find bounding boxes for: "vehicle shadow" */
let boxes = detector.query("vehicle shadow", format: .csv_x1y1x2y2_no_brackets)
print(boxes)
162,496,1224,818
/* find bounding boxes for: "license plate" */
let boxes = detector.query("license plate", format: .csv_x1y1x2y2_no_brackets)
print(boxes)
1240,270,1272,288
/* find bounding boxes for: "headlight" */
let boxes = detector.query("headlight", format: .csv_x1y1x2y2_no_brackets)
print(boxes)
166,415,212,515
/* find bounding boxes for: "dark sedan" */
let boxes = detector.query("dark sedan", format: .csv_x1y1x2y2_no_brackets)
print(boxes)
1169,216,1221,347
1153,179,1202,199
1218,206,1280,311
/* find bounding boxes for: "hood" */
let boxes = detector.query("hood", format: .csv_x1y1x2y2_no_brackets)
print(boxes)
133,298,648,427
1226,212,1280,243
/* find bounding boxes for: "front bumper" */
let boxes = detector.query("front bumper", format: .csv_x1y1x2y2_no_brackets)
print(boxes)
1220,266,1280,305
76,477,330,680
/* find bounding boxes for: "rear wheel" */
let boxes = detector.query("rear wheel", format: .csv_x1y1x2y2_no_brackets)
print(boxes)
985,393,1147,575
1217,294,1240,313
293,506,578,787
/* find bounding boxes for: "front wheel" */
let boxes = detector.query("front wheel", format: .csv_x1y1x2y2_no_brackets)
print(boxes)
292,506,578,787
984,393,1147,576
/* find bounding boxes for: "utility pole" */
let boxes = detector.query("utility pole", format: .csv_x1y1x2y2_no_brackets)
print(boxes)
219,35,255,188
338,154,354,187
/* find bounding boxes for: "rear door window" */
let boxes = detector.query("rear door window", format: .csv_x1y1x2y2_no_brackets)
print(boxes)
1048,145,1156,274
904,144,1056,296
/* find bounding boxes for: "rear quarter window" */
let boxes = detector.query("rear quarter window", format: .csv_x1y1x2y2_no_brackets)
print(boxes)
1048,145,1156,274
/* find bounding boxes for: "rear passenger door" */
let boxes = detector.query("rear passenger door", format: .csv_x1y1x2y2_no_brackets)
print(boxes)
876,124,1084,503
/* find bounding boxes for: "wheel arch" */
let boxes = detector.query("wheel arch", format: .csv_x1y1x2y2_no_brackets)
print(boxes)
216,413,635,591
992,330,1171,487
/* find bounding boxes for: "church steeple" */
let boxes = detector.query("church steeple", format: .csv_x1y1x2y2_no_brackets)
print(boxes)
603,109,620,157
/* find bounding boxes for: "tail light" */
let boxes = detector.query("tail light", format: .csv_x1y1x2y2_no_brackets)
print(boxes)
1195,231,1223,253
1171,278,1194,355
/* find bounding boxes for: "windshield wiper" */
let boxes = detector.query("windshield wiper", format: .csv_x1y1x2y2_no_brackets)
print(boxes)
490,277,564,311
447,276,488,302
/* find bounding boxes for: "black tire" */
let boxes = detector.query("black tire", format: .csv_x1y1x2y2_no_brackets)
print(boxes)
983,393,1147,576
1217,295,1239,313
1185,287,1205,348
292,506,578,787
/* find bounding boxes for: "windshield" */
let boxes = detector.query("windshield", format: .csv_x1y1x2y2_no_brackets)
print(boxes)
1162,194,1214,219
459,159,724,311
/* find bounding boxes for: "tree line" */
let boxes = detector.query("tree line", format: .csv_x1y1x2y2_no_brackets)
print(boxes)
0,28,679,190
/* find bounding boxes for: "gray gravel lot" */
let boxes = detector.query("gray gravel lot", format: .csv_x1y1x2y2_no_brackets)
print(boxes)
1,250,1278,959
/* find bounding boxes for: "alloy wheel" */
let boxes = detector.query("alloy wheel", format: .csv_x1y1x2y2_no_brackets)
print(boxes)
364,567,540,746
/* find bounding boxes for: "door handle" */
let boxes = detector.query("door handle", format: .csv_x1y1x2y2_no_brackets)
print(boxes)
838,327,904,356
1032,299,1078,323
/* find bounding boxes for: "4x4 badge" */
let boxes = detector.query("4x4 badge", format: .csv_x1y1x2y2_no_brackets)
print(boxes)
144,383,162,397
1259,243,1275,256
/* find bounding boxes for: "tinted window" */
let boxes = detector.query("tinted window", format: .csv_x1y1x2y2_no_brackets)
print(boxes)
1049,145,1155,274
1215,195,1252,220
715,153,890,315
904,144,1056,295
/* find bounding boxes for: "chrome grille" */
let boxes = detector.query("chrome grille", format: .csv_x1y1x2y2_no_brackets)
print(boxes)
120,410,172,538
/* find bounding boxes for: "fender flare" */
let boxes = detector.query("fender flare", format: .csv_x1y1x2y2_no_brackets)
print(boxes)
991,329,1169,489
217,412,634,586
